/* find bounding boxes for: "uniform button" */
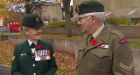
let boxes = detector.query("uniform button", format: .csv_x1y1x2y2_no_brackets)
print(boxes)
33,73,36,75
33,64,35,66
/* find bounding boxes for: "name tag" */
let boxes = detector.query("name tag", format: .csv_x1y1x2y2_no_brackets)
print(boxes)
20,53,27,56
98,44,109,49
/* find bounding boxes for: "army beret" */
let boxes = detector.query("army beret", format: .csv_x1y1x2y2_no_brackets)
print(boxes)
75,1,104,15
22,14,43,28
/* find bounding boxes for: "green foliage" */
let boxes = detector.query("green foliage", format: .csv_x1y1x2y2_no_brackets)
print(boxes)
105,17,132,26
42,34,82,41
135,22,140,26
129,39,140,49
0,1,17,5
48,21,65,27
0,1,23,24
47,21,78,28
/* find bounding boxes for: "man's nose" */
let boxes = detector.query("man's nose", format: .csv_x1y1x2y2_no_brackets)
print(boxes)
37,29,42,33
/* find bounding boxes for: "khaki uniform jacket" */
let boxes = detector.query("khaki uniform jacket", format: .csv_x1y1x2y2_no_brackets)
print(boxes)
11,40,57,75
76,26,134,75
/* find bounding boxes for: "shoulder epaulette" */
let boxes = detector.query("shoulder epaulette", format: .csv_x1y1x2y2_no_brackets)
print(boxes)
110,29,124,38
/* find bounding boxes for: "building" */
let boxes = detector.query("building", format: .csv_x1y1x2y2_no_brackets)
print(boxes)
33,0,63,22
33,0,75,22
33,0,140,21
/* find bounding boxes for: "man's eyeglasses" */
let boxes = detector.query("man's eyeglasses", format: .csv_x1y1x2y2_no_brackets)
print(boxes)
78,16,91,21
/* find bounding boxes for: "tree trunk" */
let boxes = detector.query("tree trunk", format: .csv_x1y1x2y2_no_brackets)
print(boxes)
24,0,30,14
62,0,72,37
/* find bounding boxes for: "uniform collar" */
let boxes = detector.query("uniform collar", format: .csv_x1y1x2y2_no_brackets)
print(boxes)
28,39,37,46
92,24,104,38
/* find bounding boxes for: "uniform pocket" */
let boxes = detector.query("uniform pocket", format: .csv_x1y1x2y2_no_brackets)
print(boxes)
19,53,31,64
86,48,112,72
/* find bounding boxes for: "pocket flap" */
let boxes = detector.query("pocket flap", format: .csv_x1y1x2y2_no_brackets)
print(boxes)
91,49,110,57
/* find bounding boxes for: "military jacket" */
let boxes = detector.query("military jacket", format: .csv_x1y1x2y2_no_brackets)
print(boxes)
11,40,57,75
76,26,134,75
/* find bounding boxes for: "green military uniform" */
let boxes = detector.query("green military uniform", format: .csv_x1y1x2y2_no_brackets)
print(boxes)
76,25,134,75
75,1,134,75
11,14,57,75
11,40,57,75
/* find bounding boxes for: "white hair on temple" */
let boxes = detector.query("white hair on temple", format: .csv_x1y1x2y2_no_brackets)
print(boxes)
79,12,105,22
93,12,105,22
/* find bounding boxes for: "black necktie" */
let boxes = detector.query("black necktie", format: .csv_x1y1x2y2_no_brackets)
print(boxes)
30,43,36,48
90,35,94,42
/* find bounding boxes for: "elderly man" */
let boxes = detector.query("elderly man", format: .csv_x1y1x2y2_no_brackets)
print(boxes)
11,14,57,75
75,1,134,75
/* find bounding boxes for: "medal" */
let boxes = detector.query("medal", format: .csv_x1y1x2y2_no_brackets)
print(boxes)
47,56,50,60
35,56,41,61
44,50,47,60
47,50,51,60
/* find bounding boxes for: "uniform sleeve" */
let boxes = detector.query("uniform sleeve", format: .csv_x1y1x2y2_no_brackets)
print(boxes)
45,44,57,75
11,46,24,75
112,37,135,75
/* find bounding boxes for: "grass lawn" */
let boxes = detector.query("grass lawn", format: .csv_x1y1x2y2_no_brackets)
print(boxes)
128,39,140,50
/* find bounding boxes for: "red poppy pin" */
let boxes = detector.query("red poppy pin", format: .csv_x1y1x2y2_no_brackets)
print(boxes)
90,38,98,46
36,44,41,49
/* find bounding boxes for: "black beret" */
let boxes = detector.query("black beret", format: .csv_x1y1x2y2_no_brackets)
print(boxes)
75,1,104,15
22,14,43,28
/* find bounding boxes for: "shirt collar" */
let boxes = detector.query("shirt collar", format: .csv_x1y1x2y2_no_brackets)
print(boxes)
28,39,37,46
92,24,104,38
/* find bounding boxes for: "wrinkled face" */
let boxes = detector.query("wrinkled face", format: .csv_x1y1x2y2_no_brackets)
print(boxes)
77,14,98,34
24,27,43,41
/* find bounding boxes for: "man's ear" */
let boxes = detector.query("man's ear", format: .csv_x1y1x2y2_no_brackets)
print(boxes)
91,15,96,23
23,28,29,35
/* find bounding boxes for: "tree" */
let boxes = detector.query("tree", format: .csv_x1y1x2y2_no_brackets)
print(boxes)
24,0,42,14
24,0,30,14
62,0,72,37
0,1,13,17
0,1,23,25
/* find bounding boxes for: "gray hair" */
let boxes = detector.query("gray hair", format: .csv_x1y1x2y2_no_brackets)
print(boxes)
78,12,105,22
92,12,105,22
